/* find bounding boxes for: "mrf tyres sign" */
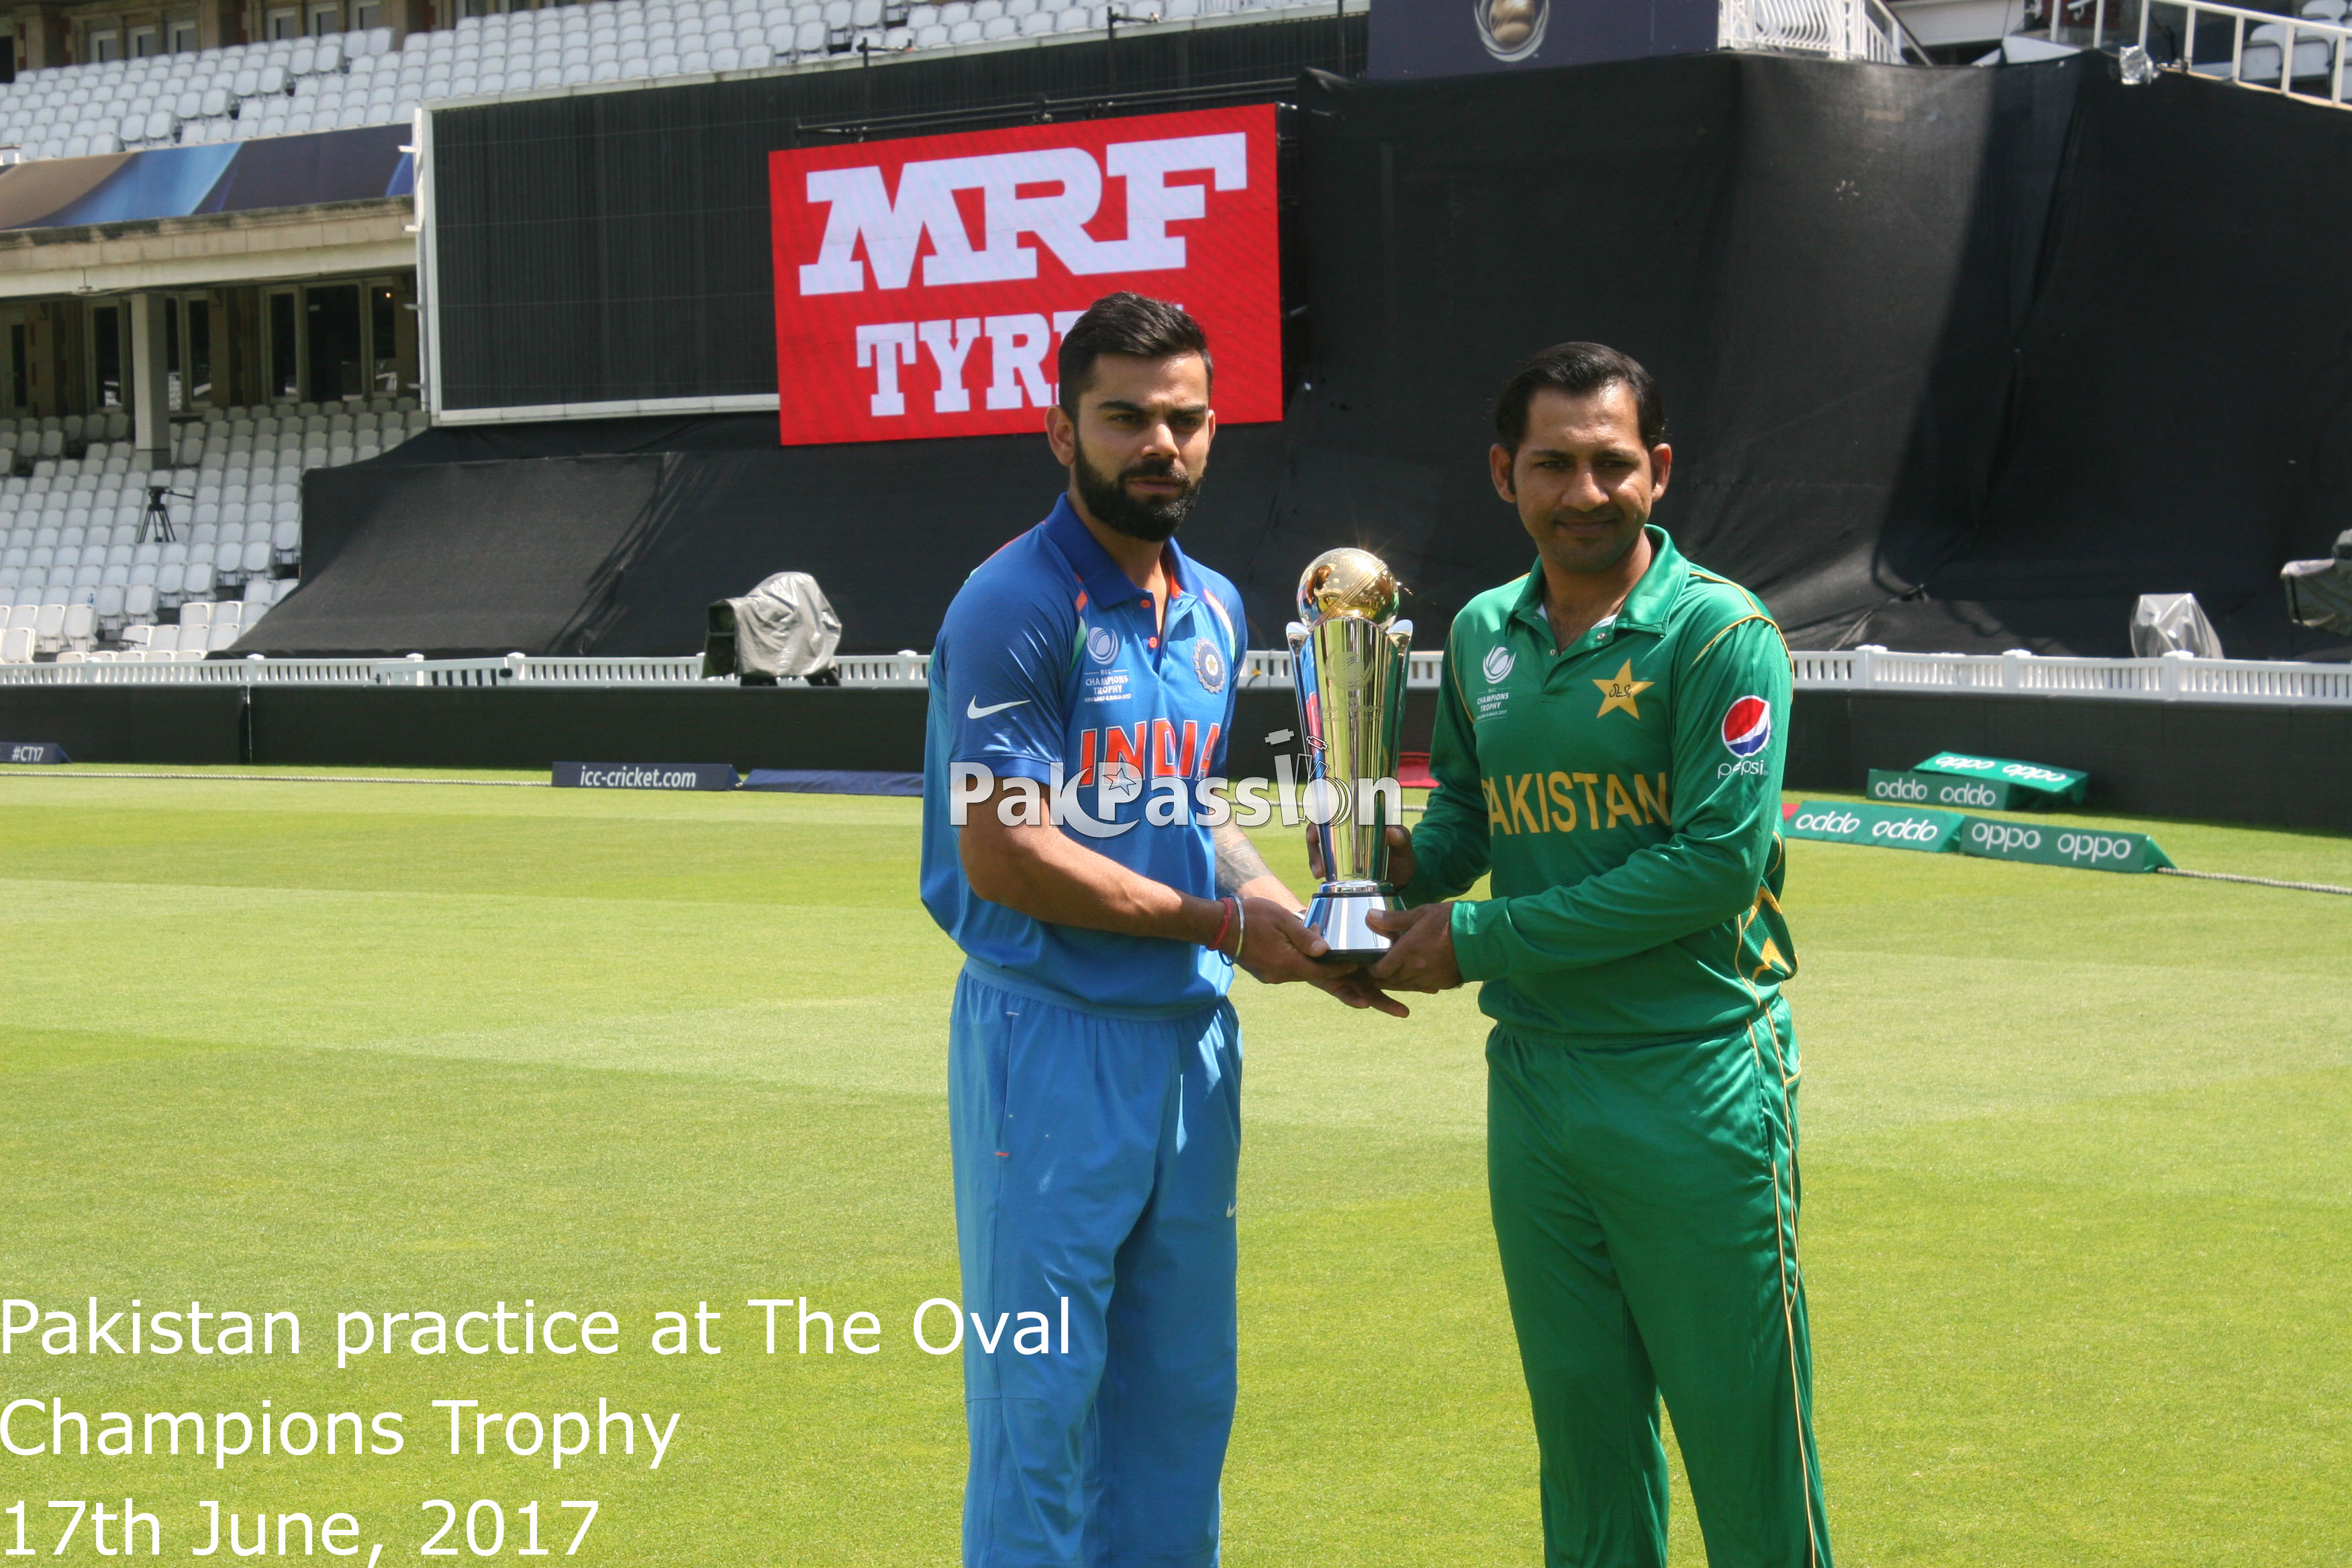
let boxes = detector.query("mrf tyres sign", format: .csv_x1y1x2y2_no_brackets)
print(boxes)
768,106,1280,446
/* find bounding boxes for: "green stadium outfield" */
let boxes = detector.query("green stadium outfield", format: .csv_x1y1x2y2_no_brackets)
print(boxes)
0,771,2345,1566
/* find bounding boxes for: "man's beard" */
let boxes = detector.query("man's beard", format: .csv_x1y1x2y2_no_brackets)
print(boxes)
1073,433,1203,543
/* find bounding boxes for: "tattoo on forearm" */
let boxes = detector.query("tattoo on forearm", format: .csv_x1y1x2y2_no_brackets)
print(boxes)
1213,822,1275,896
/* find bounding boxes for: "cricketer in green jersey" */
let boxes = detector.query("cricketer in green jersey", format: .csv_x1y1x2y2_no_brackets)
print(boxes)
1365,344,1828,1568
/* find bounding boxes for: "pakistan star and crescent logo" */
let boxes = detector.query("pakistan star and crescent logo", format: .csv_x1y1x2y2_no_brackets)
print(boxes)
1594,660,1653,720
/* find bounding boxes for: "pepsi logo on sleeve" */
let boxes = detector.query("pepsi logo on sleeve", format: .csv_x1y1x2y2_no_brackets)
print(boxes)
1721,696,1773,758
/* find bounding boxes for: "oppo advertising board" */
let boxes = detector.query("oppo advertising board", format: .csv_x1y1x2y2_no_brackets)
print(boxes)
767,106,1282,448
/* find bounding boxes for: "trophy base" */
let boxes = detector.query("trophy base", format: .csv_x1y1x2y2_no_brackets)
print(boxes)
1304,885,1404,963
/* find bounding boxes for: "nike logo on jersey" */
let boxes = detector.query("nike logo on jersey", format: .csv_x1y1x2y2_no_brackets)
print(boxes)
967,698,1030,718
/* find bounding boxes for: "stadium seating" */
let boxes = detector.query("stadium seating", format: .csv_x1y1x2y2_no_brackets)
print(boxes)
0,0,1336,164
0,397,420,658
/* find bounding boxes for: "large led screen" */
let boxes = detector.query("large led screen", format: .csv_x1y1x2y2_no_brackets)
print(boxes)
767,103,1289,446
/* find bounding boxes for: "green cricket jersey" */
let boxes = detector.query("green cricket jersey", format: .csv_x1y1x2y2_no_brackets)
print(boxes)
1402,525,1797,1046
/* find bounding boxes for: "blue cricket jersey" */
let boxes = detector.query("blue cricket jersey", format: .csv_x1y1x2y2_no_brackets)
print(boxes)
920,496,1248,1016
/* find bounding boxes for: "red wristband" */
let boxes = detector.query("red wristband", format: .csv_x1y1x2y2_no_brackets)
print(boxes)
1207,896,1236,956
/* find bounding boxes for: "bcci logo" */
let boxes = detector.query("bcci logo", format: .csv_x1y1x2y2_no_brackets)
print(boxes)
1475,0,1547,60
1720,696,1773,759
1483,645,1516,685
1193,639,1228,695
1085,626,1118,666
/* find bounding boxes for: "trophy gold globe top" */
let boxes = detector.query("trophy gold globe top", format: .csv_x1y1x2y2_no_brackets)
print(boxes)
1287,546,1412,961
1296,548,1403,628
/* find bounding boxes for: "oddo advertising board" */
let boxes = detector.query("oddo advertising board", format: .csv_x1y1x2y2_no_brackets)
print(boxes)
768,105,1280,448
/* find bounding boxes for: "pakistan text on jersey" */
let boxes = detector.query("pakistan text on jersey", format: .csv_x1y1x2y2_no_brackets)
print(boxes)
1481,771,1672,836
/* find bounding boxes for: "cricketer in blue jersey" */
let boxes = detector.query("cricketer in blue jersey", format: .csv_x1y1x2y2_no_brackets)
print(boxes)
920,294,1402,1568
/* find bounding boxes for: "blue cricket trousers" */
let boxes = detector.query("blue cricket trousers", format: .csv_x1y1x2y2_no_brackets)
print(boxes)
948,963,1243,1568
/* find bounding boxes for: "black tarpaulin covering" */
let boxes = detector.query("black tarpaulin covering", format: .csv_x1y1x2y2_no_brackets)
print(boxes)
245,422,1295,656
248,456,666,656
271,50,2352,658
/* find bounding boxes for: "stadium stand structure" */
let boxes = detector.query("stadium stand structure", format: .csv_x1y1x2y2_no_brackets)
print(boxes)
238,46,2352,666
0,0,1346,164
0,1,2343,671
0,398,426,661
0,0,1360,665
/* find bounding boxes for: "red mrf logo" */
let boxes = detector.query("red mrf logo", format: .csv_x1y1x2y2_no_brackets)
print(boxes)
768,105,1281,447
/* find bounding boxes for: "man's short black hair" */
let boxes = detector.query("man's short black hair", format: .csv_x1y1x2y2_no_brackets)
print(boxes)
1057,292,1213,415
1492,342,1666,453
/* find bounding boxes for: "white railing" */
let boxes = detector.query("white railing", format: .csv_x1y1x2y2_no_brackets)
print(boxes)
2140,0,2352,105
3,647,2345,704
0,652,932,688
831,652,934,683
1720,0,1924,62
1238,649,1447,689
1791,645,2352,704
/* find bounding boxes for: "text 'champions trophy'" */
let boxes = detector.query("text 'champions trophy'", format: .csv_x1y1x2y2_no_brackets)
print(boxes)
1288,548,1413,961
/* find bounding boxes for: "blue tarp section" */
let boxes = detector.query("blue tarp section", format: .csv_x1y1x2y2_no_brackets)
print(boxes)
192,124,408,216
38,142,240,227
0,124,411,230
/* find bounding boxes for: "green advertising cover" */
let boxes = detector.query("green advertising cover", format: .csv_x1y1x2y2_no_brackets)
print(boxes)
1866,769,2022,812
1913,752,2090,805
1956,816,2173,872
1782,800,1965,852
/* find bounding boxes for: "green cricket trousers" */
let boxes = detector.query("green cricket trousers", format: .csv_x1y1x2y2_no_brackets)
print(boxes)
1486,997,1831,1568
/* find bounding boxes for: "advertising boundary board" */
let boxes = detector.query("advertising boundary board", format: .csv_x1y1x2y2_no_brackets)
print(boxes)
1780,800,1964,852
1778,690,2352,832
1784,801,2175,873
1955,817,2173,873
2,742,71,764
1913,752,2090,804
0,686,2339,834
552,761,739,791
1866,769,2020,812
0,686,245,765
248,687,940,772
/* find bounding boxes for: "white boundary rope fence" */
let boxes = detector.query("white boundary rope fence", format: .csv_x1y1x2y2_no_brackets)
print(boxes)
1785,646,2352,705
0,646,2347,703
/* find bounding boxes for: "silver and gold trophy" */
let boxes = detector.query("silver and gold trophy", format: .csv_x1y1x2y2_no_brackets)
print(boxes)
1287,548,1413,961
